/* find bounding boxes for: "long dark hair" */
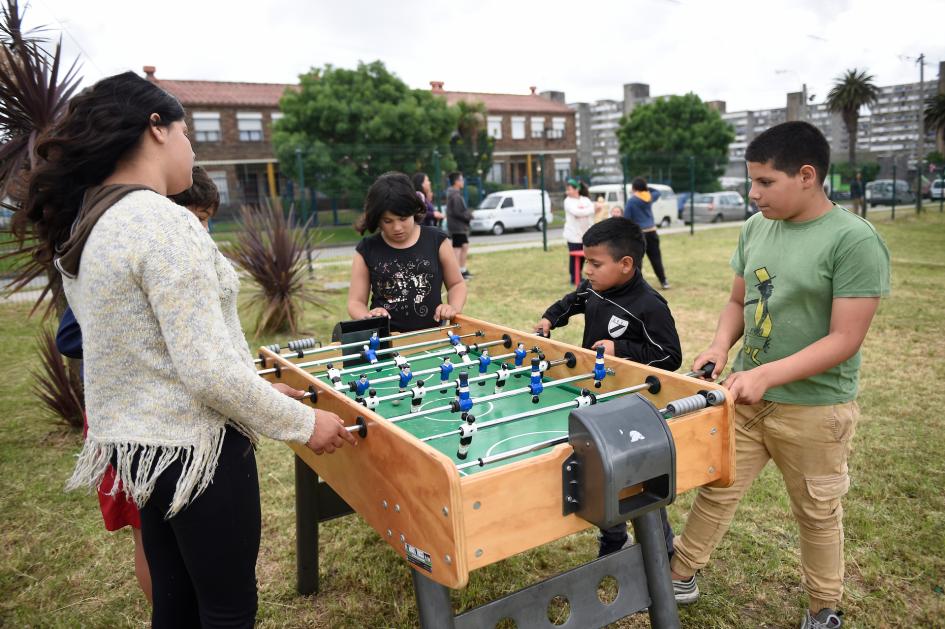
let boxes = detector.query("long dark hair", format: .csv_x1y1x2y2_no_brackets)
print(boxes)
411,171,428,193
16,71,185,263
355,171,425,234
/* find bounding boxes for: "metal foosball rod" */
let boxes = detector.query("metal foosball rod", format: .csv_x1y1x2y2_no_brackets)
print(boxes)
360,351,517,387
360,357,573,407
454,388,727,471
384,368,613,425
253,337,321,364
421,377,661,443
259,323,463,365
257,330,486,376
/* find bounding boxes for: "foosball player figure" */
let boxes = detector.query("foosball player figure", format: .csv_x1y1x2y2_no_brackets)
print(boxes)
535,217,681,560
352,373,371,398
409,380,426,414
368,331,380,352
528,357,544,403
513,342,528,377
393,363,413,406
363,389,379,410
439,357,454,393
393,352,408,369
447,331,462,346
362,344,379,369
593,345,607,388
327,363,345,390
454,371,473,414
477,350,492,386
494,363,511,392
456,416,476,460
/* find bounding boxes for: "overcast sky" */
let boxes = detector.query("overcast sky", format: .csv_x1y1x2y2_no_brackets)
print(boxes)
22,0,945,113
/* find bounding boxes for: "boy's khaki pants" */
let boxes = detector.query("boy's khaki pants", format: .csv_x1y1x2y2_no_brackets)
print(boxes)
671,400,859,613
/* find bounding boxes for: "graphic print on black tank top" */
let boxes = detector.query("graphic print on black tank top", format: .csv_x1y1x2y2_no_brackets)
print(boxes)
356,226,446,332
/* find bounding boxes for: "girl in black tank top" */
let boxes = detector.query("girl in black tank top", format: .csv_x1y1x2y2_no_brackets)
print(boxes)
348,172,467,332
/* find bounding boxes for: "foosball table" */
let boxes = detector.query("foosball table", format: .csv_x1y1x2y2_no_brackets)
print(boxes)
257,314,734,628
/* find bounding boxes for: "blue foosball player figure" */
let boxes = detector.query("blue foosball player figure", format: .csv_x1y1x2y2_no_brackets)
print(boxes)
354,373,371,396
393,364,412,406
439,357,454,392
455,371,473,414
477,350,492,386
528,357,544,403
362,344,379,369
514,342,527,368
368,331,381,352
593,345,607,388
447,331,461,346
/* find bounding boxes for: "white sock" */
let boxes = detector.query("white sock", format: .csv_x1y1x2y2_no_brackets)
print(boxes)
461,267,468,273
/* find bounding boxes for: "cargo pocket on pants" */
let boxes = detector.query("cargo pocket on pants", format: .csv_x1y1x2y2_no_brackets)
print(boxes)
805,473,850,518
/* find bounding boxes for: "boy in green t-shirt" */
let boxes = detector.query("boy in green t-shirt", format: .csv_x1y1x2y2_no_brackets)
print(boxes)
669,121,890,629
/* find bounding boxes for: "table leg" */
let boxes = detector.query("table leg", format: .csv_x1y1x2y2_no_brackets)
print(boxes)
631,509,681,629
412,568,456,629
295,454,319,595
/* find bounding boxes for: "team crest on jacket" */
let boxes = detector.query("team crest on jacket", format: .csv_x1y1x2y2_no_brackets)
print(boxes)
608,315,629,338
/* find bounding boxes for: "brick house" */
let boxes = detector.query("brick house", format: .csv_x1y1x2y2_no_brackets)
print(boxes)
431,82,578,190
144,66,293,212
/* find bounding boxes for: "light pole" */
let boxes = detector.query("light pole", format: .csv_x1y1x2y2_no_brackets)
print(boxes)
295,147,305,223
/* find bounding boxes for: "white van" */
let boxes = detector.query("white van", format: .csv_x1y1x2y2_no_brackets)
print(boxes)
587,183,677,228
469,189,554,235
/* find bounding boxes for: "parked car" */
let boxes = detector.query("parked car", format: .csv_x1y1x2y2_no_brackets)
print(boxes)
684,192,746,224
929,179,945,201
469,189,553,235
587,183,678,227
865,179,915,207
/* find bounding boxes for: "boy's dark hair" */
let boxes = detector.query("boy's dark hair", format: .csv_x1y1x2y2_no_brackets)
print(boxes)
169,166,220,215
356,171,425,234
745,121,830,184
411,171,428,192
582,217,646,265
448,171,463,186
631,177,648,192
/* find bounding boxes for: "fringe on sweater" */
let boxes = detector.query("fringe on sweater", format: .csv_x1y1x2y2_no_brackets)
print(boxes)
65,426,226,518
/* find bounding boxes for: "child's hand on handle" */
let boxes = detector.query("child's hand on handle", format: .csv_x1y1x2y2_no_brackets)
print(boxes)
692,347,728,380
434,304,456,322
366,307,390,319
593,340,616,356
534,318,552,337
722,369,770,405
306,410,356,455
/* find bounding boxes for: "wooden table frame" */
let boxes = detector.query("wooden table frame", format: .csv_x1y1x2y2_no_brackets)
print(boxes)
259,314,734,590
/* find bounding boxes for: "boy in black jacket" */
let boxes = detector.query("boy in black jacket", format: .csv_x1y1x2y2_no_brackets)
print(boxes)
536,217,682,557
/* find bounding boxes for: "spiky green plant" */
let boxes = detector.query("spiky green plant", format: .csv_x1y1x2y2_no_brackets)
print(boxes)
31,326,84,429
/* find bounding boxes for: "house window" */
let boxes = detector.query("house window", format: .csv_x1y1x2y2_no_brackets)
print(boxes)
237,112,263,142
548,117,566,139
193,112,221,143
511,116,526,140
270,111,284,126
487,116,503,139
488,162,503,182
531,117,545,138
554,158,571,182
207,170,230,205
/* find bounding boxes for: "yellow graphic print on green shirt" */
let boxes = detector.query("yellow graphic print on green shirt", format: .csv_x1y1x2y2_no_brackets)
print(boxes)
743,267,774,365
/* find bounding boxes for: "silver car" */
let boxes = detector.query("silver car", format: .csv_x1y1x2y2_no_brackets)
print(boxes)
684,192,746,224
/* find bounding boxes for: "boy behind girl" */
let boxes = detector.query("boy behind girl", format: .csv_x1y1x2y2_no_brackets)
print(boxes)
670,121,890,629
536,217,682,557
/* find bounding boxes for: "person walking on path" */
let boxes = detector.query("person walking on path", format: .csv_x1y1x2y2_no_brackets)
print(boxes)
624,177,670,289
446,171,473,279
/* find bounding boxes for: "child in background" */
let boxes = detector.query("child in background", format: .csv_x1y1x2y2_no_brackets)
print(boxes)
348,171,467,332
535,217,682,558
563,178,595,284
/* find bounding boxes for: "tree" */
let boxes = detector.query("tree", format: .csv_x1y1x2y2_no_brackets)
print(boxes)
449,100,494,182
826,68,879,167
273,61,457,199
1,0,81,314
925,93,945,156
616,93,734,192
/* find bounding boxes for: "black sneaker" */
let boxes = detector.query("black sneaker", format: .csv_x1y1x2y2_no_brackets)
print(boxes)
661,281,671,289
672,574,699,605
461,270,473,280
799,609,843,629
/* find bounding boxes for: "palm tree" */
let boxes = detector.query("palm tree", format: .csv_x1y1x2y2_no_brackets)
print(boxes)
826,68,879,166
925,93,945,156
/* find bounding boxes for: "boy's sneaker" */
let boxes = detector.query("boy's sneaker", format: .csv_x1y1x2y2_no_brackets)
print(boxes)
461,270,473,280
672,575,699,605
799,609,843,629
661,281,672,289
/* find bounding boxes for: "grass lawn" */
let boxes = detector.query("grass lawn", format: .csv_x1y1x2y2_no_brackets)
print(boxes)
1,211,944,627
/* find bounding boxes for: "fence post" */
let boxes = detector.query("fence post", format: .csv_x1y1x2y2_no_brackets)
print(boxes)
689,155,695,236
539,153,547,252
622,155,629,207
891,163,897,220
295,148,306,224
917,157,923,215
940,166,944,213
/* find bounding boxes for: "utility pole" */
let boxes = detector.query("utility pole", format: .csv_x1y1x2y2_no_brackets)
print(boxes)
917,52,925,214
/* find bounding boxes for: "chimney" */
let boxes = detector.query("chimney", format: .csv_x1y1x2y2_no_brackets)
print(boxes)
143,65,156,81
430,81,444,93
529,86,537,95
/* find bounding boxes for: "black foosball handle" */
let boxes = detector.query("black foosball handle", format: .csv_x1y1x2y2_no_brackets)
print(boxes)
697,362,716,379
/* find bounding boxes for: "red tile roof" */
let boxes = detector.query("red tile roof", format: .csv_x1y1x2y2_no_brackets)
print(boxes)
152,79,295,107
440,91,573,114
